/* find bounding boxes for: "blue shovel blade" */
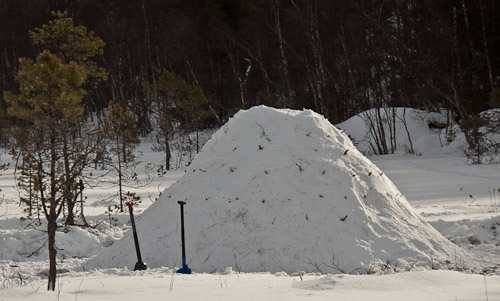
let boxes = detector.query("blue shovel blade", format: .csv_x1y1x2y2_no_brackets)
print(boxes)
176,266,192,274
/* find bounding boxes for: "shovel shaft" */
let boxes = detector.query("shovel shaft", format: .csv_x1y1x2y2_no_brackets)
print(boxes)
177,201,191,274
179,202,186,259
128,206,143,263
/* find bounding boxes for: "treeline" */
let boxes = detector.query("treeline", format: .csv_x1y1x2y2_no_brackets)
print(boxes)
1,0,499,132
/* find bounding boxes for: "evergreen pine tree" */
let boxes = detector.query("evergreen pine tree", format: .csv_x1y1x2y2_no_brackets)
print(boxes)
5,50,88,291
145,70,215,169
4,11,107,291
27,11,108,226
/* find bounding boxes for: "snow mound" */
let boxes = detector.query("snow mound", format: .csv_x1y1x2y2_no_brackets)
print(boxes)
87,106,469,273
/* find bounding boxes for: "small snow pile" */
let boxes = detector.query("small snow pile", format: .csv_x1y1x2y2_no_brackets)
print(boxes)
431,217,500,247
88,106,469,273
0,220,124,262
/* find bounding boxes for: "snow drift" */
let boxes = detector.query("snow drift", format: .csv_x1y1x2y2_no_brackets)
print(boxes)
337,108,467,156
87,106,469,273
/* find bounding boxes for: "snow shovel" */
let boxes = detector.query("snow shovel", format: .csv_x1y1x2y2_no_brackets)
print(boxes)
125,202,147,271
176,200,192,274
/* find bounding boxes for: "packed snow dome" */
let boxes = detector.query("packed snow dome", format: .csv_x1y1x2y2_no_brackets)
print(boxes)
87,106,469,273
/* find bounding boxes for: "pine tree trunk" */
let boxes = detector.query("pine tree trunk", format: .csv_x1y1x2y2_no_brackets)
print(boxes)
47,213,57,291
118,150,124,212
63,135,75,226
28,179,33,217
122,135,127,164
65,201,75,226
166,139,171,171
47,134,58,291
165,125,171,171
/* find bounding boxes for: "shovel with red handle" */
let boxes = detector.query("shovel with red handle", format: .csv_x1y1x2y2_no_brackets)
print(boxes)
126,201,147,271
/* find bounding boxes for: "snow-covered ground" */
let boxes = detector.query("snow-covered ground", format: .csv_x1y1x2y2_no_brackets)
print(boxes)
1,107,500,300
1,268,498,301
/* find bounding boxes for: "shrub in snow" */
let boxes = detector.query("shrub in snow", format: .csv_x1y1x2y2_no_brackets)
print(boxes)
461,110,500,164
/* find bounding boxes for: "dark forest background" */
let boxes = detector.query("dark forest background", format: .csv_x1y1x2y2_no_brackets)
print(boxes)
1,0,500,133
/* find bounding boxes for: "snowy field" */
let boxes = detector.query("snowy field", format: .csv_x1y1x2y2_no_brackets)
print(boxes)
1,107,500,300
